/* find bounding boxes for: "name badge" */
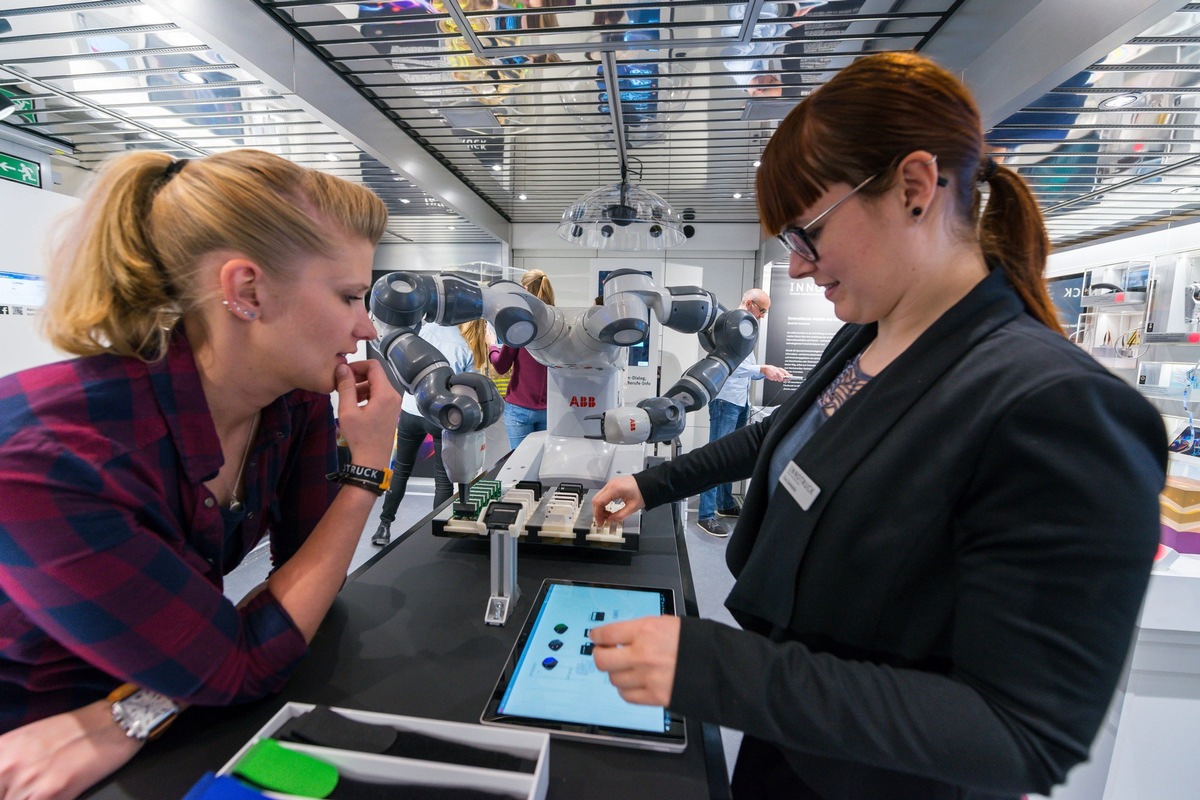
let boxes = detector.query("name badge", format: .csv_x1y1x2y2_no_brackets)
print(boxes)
780,462,820,510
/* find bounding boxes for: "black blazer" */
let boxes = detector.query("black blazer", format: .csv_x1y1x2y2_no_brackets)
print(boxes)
638,269,1166,799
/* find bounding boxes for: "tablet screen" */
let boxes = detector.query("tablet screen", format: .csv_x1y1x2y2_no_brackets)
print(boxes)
481,579,686,752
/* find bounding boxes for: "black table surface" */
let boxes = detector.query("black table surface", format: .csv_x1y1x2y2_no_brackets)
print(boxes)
84,500,730,800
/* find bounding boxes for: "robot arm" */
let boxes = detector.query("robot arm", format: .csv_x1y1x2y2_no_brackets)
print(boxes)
368,272,507,489
584,268,721,345
597,309,757,444
589,270,759,445
370,270,551,349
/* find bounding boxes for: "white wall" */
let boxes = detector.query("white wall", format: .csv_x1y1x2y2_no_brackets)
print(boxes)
0,179,78,378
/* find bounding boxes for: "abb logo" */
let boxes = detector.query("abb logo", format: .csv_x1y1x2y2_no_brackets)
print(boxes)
569,396,597,408
630,419,637,432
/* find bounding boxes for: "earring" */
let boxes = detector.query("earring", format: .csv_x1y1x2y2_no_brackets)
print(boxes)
222,299,256,320
911,207,923,217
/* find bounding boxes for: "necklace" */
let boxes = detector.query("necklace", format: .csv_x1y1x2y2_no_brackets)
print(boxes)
223,412,260,513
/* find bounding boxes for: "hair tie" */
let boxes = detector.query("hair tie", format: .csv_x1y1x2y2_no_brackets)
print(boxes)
978,156,998,183
162,159,189,181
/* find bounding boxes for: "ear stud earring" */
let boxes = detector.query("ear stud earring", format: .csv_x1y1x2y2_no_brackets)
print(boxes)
222,300,256,320
911,207,923,217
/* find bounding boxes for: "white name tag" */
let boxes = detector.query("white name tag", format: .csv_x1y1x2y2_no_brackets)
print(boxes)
780,462,820,510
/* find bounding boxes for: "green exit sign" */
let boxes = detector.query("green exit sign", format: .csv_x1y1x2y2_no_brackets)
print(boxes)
0,152,41,188
0,87,36,124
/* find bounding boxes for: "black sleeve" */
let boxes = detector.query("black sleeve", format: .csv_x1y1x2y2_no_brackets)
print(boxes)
634,417,768,510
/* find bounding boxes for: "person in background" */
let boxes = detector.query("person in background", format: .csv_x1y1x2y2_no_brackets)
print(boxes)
696,288,792,538
0,150,399,798
589,51,1166,800
370,319,490,546
490,269,552,450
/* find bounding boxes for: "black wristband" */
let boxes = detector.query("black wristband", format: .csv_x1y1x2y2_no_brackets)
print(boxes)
326,464,392,495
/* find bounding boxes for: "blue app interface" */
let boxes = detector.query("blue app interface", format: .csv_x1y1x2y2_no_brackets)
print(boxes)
499,584,667,733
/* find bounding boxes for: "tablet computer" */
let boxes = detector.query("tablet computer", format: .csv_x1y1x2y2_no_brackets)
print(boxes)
480,579,687,753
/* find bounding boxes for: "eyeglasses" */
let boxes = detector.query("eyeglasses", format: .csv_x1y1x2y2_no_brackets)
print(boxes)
777,157,948,262
776,172,879,263
748,299,768,316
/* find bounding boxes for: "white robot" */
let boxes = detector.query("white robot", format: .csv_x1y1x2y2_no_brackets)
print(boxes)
368,268,756,622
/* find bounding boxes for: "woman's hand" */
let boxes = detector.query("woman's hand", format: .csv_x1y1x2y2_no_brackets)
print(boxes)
590,475,645,525
590,616,681,707
0,700,143,800
333,360,401,470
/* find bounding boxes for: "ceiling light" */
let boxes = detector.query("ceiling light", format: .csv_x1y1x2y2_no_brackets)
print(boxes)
1100,93,1142,109
392,175,402,181
439,104,501,130
518,194,527,200
491,164,501,172
399,198,411,204
753,160,761,168
741,97,803,121
0,94,14,122
180,72,206,85
447,225,456,230
733,192,742,199
324,153,341,162
558,168,685,251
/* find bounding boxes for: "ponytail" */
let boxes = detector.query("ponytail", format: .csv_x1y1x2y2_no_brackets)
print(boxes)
42,149,387,361
520,269,555,306
42,152,181,360
978,163,1062,334
459,319,491,372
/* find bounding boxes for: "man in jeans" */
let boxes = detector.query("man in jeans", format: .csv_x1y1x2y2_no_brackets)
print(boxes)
697,289,792,537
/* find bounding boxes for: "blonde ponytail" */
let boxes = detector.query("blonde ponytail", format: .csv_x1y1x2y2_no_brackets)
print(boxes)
42,153,181,359
42,149,388,361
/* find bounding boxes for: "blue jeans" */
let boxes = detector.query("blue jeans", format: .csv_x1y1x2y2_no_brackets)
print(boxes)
699,398,748,521
504,403,547,451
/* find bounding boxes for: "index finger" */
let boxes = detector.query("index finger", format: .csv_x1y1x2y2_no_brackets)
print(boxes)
588,619,638,647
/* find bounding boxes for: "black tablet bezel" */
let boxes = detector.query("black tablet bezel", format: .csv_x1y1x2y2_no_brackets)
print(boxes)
480,578,687,753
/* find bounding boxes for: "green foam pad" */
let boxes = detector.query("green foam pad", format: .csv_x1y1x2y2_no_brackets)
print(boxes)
233,738,338,798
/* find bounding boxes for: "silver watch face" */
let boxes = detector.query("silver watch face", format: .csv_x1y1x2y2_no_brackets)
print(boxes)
112,689,178,740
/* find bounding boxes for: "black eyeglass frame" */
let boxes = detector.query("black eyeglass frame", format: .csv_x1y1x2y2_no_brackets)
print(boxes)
748,299,768,316
776,167,949,263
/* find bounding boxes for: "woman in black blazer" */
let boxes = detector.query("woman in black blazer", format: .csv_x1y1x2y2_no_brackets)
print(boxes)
589,52,1166,800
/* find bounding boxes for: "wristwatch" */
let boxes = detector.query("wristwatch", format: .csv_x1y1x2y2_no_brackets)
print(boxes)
107,683,180,741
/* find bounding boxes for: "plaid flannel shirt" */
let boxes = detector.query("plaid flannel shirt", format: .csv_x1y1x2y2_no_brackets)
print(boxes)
0,332,339,732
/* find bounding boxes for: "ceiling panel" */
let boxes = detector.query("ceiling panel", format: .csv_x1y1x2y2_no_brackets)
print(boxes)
0,0,1195,248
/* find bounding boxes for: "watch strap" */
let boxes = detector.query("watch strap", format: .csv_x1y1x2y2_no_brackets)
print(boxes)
107,682,180,741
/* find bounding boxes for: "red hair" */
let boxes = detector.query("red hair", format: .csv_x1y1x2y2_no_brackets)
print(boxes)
756,52,1059,333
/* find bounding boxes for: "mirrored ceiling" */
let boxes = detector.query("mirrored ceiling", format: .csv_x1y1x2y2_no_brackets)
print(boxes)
0,0,1196,248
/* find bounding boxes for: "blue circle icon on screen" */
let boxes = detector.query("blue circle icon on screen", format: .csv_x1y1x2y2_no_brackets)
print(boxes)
548,639,563,651
542,657,558,670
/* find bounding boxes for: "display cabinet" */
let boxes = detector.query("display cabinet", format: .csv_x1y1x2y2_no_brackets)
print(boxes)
1071,249,1200,480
